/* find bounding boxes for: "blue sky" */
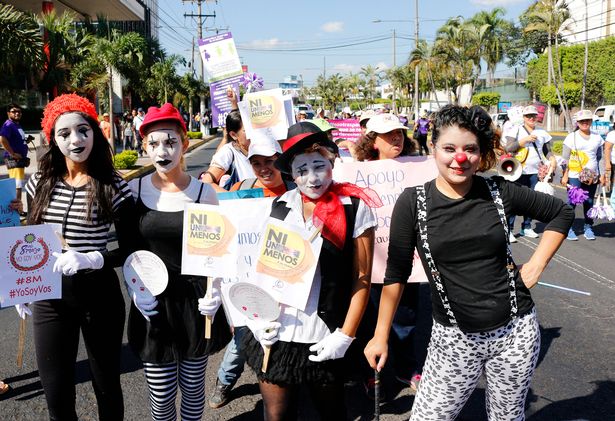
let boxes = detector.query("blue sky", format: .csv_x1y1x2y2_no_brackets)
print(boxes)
156,0,534,88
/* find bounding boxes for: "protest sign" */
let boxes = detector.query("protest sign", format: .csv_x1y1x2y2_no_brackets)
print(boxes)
333,156,438,283
0,178,20,227
253,218,323,311
238,89,289,143
0,224,62,307
182,203,239,278
198,32,243,83
210,75,242,128
217,188,264,201
329,119,362,142
123,251,169,299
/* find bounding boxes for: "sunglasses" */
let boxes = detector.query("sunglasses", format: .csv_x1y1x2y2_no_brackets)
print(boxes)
524,115,537,119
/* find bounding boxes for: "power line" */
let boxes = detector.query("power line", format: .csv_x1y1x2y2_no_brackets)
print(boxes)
237,35,393,52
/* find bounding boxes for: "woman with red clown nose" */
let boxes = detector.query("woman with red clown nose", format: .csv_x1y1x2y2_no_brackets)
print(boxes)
241,125,382,420
18,93,138,420
365,105,574,421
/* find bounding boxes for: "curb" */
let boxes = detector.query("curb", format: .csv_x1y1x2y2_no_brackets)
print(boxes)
121,135,218,181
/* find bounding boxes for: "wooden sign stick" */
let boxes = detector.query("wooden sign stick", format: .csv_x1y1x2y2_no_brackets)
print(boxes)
17,317,26,368
204,277,212,339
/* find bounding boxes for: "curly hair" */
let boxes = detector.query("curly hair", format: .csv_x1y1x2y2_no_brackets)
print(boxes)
354,129,415,161
432,105,500,172
29,112,119,225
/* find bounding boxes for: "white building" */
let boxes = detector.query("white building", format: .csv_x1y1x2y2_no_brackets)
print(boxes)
560,0,615,44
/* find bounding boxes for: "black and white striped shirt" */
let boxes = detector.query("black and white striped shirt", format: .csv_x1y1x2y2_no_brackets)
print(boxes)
26,174,133,254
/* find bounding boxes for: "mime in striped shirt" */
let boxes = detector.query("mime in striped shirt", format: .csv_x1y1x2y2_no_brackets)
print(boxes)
16,94,138,421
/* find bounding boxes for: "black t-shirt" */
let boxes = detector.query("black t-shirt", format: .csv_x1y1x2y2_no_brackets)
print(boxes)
385,175,574,332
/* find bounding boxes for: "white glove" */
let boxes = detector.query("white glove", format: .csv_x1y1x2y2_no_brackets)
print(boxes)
15,303,32,320
246,318,281,350
132,292,158,321
308,328,354,362
198,295,221,317
52,250,104,276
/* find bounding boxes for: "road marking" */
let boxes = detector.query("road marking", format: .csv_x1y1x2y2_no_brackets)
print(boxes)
538,282,591,296
517,237,615,291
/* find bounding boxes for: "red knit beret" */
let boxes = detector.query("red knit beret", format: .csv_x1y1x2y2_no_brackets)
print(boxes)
139,103,187,137
41,94,98,142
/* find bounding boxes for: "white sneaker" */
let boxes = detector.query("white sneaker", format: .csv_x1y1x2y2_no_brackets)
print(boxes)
520,228,539,238
509,232,517,243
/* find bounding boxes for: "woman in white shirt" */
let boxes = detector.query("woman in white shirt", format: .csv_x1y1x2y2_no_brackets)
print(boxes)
561,109,607,241
241,127,380,420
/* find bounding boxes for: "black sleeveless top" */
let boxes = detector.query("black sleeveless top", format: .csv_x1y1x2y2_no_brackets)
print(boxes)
270,195,360,332
127,177,230,363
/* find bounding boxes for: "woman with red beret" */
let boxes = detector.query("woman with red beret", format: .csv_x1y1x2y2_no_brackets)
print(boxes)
19,94,137,420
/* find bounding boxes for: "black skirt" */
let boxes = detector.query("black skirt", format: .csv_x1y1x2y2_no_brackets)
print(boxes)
128,274,231,364
241,330,345,385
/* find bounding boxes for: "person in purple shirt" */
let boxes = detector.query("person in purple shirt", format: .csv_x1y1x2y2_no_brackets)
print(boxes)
0,103,28,199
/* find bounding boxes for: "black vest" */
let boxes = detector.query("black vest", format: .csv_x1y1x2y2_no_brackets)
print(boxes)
270,195,360,331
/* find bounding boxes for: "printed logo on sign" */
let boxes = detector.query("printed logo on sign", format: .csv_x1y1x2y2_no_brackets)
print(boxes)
248,96,282,128
186,210,236,256
256,224,315,283
8,233,51,273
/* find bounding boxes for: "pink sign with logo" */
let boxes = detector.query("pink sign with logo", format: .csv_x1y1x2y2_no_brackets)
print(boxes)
329,119,362,142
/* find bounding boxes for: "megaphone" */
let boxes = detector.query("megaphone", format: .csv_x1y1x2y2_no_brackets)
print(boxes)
497,154,522,181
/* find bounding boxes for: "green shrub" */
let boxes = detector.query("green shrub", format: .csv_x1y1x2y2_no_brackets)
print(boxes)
539,83,582,107
113,150,139,169
471,92,501,107
552,140,563,155
187,131,203,139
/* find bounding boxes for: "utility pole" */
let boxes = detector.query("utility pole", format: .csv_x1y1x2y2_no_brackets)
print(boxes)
581,0,589,109
414,0,420,121
183,0,215,136
392,29,397,114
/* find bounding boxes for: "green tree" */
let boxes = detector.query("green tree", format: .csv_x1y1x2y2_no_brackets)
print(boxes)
359,65,382,104
0,5,44,75
470,8,512,86
524,0,572,128
146,55,183,104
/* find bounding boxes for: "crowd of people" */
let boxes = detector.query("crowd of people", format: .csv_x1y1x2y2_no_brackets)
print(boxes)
2,93,614,421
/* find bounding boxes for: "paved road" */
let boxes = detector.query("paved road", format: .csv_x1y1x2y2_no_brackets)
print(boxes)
1,139,614,420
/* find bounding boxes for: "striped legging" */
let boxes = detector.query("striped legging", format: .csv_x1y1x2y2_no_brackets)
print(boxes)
143,356,208,421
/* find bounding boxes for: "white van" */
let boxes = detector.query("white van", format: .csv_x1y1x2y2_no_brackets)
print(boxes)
593,105,615,123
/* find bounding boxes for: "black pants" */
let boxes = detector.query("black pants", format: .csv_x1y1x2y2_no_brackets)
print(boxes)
417,134,429,155
32,268,125,421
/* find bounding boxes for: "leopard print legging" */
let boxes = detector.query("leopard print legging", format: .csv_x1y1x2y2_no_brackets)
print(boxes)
410,308,540,421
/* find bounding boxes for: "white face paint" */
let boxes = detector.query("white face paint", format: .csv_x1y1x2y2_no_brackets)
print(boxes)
145,125,183,173
53,113,94,163
291,151,333,199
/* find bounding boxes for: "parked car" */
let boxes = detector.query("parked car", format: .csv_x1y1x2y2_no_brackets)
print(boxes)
490,112,508,128
593,105,615,124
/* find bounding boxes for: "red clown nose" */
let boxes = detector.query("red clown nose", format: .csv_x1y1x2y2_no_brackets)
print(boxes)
454,152,468,163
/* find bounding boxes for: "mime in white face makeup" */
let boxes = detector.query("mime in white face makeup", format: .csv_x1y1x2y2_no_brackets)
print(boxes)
53,112,94,163
145,126,183,173
291,151,333,199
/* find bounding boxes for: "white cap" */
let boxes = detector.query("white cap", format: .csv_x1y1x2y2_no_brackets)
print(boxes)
343,106,352,114
574,109,593,121
359,109,376,123
522,105,538,115
366,113,406,134
248,139,283,159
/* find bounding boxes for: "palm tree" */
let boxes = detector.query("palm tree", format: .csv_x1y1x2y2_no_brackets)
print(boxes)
146,55,183,104
524,0,572,128
0,4,44,74
410,40,443,108
343,73,363,108
360,65,382,104
471,8,511,87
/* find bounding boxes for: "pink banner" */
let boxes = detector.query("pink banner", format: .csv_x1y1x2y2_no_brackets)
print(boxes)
329,119,362,142
333,156,438,283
